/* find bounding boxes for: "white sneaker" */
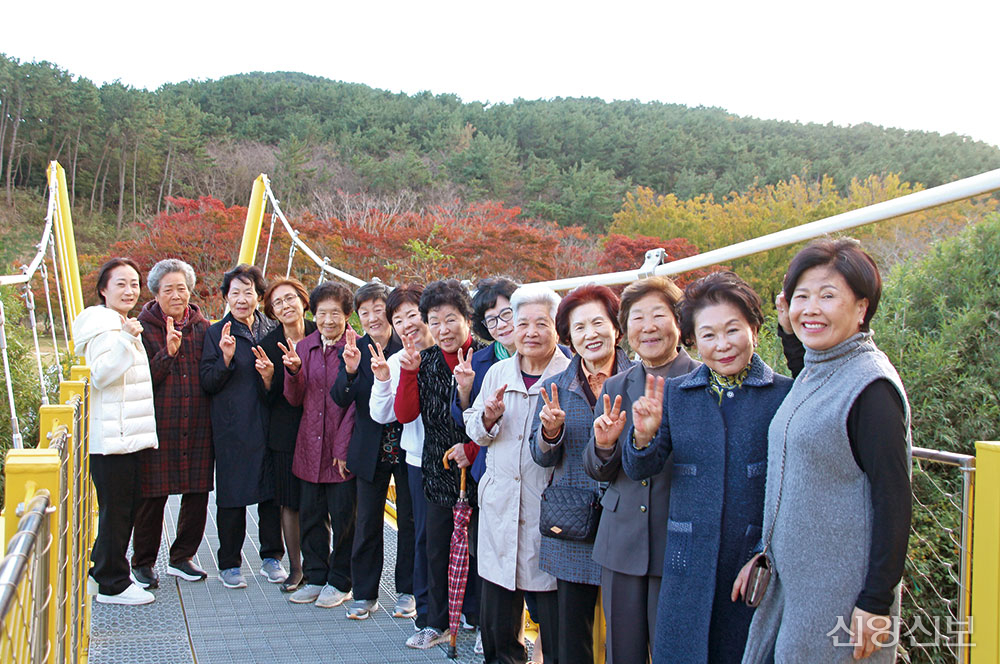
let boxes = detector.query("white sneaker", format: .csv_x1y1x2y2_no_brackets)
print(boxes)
96,582,155,606
406,627,449,649
315,584,352,608
87,575,99,595
474,630,484,655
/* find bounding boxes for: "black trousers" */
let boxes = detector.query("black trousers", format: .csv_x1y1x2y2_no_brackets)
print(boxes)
557,579,599,664
131,492,209,568
216,499,284,571
602,567,660,664
351,461,414,601
300,478,357,590
480,579,559,664
425,501,480,632
90,453,142,595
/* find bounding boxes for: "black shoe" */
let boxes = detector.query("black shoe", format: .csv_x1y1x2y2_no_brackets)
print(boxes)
130,566,159,589
280,571,304,593
167,559,208,582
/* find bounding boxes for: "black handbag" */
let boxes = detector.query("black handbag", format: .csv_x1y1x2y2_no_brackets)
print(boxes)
538,485,603,542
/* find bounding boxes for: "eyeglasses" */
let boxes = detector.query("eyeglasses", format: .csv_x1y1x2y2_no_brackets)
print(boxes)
271,294,300,310
484,307,514,330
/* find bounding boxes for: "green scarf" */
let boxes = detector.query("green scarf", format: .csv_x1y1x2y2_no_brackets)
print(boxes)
494,342,511,361
708,364,750,405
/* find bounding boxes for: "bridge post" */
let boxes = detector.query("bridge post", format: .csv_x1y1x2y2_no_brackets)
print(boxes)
238,174,268,267
51,162,84,323
970,441,1000,664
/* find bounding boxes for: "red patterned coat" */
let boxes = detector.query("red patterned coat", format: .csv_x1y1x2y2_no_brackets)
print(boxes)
137,300,214,497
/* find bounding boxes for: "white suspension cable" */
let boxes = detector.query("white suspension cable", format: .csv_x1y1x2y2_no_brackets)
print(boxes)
49,233,70,352
261,177,367,287
261,212,278,277
39,259,61,369
20,283,48,406
0,180,58,287
285,234,298,279
0,299,24,449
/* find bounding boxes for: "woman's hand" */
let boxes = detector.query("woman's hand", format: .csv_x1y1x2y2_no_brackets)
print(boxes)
849,607,894,660
165,316,182,356
123,317,143,338
445,443,472,468
277,339,301,374
370,342,390,382
539,384,566,439
219,321,236,367
482,384,507,431
342,327,362,374
631,373,665,448
453,347,476,404
333,457,348,477
594,393,627,449
399,334,421,372
731,553,761,602
251,345,274,386
775,292,793,335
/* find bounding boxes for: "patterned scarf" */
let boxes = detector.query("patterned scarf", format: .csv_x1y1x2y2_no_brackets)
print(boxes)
708,364,751,405
494,342,511,361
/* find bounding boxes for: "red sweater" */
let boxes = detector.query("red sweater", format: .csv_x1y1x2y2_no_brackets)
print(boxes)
394,336,479,463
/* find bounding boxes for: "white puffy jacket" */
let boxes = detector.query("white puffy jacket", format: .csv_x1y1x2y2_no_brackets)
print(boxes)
72,306,158,455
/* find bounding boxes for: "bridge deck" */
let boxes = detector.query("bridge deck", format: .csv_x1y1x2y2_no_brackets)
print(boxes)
89,494,484,664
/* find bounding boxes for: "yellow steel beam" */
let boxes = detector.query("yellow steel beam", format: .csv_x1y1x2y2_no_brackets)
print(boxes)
237,174,268,267
971,441,1000,664
53,162,84,324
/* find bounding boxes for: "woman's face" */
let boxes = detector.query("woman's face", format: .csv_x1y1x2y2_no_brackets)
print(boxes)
483,295,515,350
568,300,617,369
225,277,259,325
789,265,868,351
101,265,141,317
427,304,471,354
269,284,305,328
693,301,756,376
314,298,347,342
514,303,557,361
154,271,191,320
626,292,680,367
357,297,390,342
391,301,433,350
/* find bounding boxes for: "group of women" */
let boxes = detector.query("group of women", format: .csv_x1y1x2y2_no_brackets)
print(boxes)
75,236,911,664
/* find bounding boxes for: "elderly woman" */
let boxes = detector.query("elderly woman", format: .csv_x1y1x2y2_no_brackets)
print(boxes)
73,258,158,605
256,277,316,592
623,271,792,664
394,279,485,649
200,264,284,590
370,285,434,633
530,284,633,664
464,284,569,664
331,281,415,621
739,239,911,663
282,282,357,609
130,259,213,590
583,276,700,663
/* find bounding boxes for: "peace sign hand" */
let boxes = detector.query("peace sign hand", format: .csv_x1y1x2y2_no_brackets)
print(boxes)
277,340,301,375
453,347,476,394
219,321,236,367
594,393,627,449
631,374,665,448
342,327,362,374
251,345,274,384
370,342,390,382
539,384,566,439
482,384,507,430
165,316,182,357
399,333,421,372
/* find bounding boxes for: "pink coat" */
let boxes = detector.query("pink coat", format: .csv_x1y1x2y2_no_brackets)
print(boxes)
284,330,356,483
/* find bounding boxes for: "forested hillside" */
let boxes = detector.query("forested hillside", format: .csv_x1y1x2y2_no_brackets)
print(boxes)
2,55,998,237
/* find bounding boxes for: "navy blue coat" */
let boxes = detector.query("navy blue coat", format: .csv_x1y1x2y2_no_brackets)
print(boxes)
623,354,792,664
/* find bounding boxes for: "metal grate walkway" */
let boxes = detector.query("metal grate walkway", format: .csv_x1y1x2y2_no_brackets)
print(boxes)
89,494,485,664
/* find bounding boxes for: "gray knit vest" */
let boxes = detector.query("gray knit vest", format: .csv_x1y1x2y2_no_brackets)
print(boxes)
742,332,911,664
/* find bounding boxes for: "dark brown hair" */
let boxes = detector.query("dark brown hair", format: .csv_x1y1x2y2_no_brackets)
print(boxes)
419,279,474,322
554,283,622,347
618,276,683,332
221,263,266,298
386,284,424,321
309,281,354,316
783,238,881,331
471,276,519,340
95,257,142,305
262,278,309,319
677,271,764,347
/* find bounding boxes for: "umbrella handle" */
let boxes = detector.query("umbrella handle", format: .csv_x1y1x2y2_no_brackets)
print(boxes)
442,451,451,469
460,466,467,493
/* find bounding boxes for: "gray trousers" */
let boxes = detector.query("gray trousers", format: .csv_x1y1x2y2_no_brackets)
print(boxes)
602,567,661,664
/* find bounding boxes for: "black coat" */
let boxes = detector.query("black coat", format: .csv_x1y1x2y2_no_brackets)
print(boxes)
260,320,317,453
330,331,403,483
199,311,277,508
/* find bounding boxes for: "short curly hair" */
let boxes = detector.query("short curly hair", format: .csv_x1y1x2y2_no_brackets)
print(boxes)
554,283,622,347
677,271,763,347
221,264,266,298
419,279,474,322
309,281,354,316
618,276,683,333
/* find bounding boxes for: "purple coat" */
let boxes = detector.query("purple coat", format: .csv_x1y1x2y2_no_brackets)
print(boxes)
284,331,356,484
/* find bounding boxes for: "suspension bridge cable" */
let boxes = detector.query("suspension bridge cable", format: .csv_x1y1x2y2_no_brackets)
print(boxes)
0,299,24,449
49,233,70,352
20,283,48,406
39,259,61,370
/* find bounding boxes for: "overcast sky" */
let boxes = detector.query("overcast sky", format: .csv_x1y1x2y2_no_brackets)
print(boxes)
5,0,999,148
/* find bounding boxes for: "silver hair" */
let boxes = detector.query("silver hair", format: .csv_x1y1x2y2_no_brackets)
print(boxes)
509,283,561,322
147,259,197,295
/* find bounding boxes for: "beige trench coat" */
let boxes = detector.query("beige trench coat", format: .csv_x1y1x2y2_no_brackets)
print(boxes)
464,350,571,592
